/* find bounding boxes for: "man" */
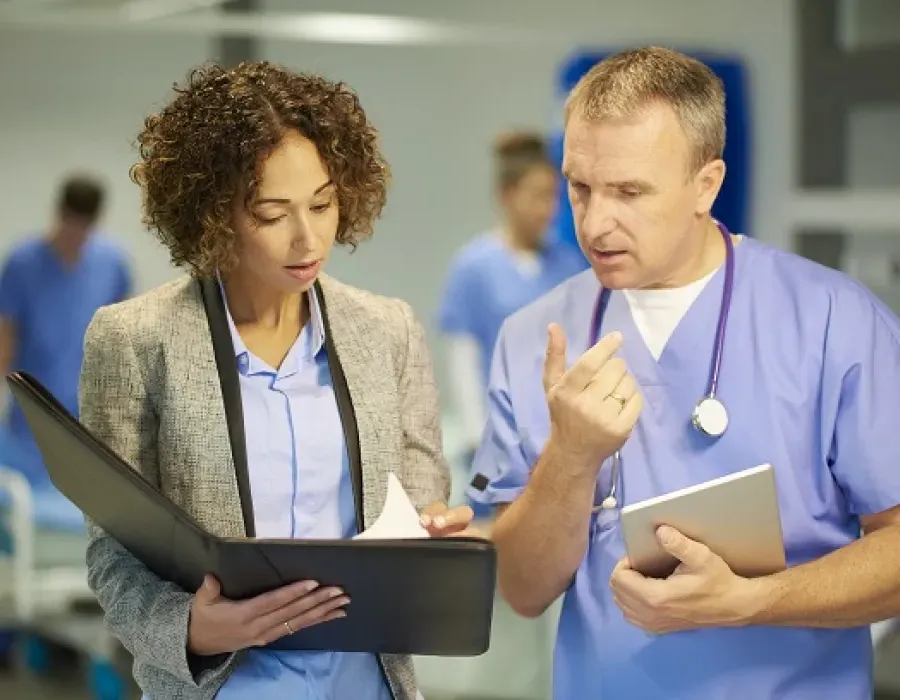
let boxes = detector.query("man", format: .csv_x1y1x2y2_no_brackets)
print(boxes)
0,173,132,489
468,46,900,699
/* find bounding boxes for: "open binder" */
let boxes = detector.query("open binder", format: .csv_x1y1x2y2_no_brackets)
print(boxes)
6,371,497,656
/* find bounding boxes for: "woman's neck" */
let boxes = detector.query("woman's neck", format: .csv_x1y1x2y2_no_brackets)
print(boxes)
221,272,309,331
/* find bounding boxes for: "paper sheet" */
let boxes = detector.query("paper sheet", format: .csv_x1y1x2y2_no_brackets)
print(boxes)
353,472,431,540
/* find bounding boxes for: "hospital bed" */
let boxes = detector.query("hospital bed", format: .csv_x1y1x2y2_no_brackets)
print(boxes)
0,465,128,700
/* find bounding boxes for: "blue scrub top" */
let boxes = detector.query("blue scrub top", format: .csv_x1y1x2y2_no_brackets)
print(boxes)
438,233,587,385
469,237,900,699
0,236,131,490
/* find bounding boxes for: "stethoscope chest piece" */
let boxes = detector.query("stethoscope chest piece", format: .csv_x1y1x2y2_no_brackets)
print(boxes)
599,495,618,510
691,396,729,437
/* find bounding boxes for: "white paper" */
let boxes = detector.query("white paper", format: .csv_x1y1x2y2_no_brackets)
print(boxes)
353,472,431,540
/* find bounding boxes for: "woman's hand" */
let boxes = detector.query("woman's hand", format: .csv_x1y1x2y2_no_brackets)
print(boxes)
187,575,349,656
420,502,482,538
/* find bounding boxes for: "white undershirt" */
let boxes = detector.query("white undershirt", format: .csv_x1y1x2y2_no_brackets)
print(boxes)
447,264,722,446
622,268,717,360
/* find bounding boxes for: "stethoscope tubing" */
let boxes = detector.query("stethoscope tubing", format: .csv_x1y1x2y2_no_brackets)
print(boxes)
588,221,735,512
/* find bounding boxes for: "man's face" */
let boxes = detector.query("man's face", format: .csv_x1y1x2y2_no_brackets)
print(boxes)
57,212,95,244
562,102,723,289
500,164,558,248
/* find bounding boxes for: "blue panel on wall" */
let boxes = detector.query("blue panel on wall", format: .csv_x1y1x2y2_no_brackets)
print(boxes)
551,49,752,249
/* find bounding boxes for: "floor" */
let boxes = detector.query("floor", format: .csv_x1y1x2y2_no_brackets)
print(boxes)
0,622,139,700
2,631,900,699
0,647,138,700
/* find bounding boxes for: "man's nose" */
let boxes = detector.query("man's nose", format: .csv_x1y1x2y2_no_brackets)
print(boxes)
580,195,617,239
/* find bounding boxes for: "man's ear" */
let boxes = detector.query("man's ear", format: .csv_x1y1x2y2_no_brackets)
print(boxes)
693,159,726,217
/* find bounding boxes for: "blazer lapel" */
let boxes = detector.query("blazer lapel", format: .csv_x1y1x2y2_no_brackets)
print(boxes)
198,277,256,537
315,280,365,531
169,280,246,539
317,276,393,530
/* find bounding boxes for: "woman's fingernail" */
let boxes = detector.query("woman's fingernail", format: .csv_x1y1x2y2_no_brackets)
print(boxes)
420,514,431,527
434,515,446,529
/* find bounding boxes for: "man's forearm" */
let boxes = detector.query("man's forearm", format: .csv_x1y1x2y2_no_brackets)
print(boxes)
492,440,597,617
746,524,900,628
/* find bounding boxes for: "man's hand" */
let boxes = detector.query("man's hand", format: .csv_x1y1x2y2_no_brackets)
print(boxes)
609,526,762,634
542,324,642,468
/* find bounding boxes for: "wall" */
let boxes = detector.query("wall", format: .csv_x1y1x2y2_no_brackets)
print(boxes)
0,30,213,294
0,5,797,697
0,0,796,397
796,0,900,313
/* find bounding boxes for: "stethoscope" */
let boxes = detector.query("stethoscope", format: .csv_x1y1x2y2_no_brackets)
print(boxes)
591,221,735,512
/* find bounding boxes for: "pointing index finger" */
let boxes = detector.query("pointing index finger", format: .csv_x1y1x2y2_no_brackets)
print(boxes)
562,331,623,392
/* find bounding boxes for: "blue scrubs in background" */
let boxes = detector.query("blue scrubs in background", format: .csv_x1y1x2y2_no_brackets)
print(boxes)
438,232,587,386
469,237,900,699
0,236,130,505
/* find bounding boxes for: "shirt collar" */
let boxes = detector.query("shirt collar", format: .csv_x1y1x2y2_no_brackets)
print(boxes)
216,274,326,375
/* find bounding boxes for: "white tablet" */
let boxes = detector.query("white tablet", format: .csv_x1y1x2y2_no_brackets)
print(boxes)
619,463,786,579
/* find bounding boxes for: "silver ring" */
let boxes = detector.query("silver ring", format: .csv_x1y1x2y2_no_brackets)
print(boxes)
608,392,627,409
284,620,295,635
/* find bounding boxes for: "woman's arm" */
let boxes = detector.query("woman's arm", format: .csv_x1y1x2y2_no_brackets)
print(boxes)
79,305,233,687
395,301,452,509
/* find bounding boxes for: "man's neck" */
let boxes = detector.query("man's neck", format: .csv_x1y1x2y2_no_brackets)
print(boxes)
500,224,542,255
651,219,730,289
48,231,86,267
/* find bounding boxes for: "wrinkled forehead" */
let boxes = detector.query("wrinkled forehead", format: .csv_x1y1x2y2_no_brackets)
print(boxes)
562,107,692,184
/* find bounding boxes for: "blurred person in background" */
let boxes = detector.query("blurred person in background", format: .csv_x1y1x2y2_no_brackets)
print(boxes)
80,61,472,700
0,173,132,488
437,132,586,515
0,172,132,666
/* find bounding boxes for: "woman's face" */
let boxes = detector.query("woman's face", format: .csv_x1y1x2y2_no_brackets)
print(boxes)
500,163,558,249
232,129,339,293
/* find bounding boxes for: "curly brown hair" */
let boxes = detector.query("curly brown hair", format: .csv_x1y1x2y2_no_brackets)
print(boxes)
131,61,390,276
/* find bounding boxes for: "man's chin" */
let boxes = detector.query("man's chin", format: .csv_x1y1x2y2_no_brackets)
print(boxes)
592,268,637,291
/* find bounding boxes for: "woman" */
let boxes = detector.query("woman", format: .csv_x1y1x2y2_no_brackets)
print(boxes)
79,61,473,700
437,132,587,497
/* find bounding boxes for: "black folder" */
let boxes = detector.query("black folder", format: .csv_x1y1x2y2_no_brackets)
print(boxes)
6,371,497,656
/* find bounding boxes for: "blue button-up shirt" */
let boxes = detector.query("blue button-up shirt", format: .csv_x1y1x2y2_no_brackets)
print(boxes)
213,284,393,700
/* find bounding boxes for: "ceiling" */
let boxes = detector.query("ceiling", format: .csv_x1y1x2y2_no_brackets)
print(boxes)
0,0,550,45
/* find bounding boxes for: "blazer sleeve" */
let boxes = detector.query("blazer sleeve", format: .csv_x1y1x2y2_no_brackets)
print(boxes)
395,301,452,508
79,305,233,687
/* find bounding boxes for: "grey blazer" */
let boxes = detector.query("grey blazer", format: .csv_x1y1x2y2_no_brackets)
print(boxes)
78,273,451,700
